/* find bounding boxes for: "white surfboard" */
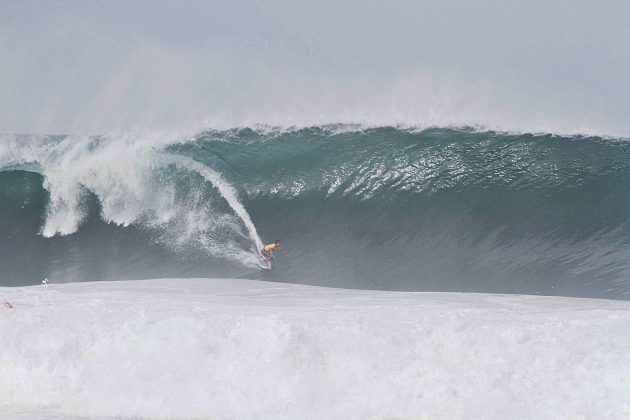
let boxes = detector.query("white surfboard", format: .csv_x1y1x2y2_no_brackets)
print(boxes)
258,260,271,270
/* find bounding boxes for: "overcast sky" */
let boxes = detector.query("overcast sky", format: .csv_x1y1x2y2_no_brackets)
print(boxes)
1,0,629,135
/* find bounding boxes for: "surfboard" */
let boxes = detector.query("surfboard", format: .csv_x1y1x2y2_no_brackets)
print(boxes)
258,260,271,270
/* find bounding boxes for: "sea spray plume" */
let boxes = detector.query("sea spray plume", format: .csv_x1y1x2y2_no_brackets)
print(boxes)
0,133,262,264
161,154,264,254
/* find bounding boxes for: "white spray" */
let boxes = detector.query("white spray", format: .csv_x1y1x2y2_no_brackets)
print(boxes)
0,134,264,263
163,154,264,256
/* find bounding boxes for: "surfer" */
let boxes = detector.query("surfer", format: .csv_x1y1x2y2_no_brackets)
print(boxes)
261,240,282,264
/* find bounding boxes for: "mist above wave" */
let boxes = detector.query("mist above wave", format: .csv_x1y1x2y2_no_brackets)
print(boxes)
2,1,629,137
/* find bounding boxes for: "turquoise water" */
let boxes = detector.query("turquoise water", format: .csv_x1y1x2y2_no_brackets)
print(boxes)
1,127,630,299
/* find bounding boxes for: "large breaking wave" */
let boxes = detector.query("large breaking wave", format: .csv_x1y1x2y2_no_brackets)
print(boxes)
1,126,630,299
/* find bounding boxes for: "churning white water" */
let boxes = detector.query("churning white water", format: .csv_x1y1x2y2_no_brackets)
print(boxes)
1,278,629,419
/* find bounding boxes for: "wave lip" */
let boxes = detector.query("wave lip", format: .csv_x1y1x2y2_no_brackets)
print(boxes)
1,277,629,419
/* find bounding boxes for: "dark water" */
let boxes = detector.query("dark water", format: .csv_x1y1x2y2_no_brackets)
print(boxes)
1,127,630,299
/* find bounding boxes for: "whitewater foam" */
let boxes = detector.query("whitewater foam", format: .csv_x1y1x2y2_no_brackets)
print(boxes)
0,278,629,419
0,134,262,264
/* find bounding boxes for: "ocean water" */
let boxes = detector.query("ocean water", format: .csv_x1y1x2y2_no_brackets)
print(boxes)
2,128,630,418
1,126,630,299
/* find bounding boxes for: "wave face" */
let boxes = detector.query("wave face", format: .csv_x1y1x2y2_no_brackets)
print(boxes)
1,127,630,299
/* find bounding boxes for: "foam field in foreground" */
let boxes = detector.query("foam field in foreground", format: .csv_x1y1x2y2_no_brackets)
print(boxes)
1,278,629,419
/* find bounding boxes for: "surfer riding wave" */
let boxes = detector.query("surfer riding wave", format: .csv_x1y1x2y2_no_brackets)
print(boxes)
261,240,283,266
